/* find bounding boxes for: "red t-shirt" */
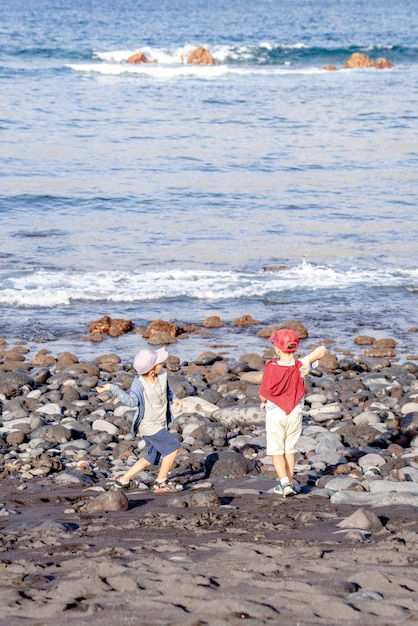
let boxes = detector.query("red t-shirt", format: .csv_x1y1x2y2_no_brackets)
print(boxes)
259,359,305,414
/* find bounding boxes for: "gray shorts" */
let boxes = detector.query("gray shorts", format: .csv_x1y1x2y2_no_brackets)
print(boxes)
143,428,180,465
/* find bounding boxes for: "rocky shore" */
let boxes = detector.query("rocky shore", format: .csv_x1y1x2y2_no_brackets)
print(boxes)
1,329,418,625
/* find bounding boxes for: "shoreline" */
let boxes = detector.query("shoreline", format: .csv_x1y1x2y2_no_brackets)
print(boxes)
1,313,417,370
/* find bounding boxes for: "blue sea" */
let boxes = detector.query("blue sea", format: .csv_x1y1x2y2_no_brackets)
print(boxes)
1,0,418,362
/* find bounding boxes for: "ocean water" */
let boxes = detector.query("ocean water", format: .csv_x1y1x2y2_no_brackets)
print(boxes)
1,0,418,362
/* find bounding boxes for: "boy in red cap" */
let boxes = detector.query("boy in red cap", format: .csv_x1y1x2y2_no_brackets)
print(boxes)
259,328,326,497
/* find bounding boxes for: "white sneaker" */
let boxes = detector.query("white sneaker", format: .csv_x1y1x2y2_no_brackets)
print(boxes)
282,483,297,497
272,483,284,495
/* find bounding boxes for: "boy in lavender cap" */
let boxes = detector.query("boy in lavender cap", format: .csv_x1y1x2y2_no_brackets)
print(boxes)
97,347,183,492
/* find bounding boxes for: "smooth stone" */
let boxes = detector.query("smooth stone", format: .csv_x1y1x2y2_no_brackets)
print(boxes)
0,416,43,431
305,393,328,405
303,425,330,436
369,480,418,494
228,435,253,449
92,419,119,436
309,404,343,422
212,404,264,428
358,453,386,468
205,450,258,478
84,490,129,512
324,476,363,491
54,470,95,485
353,411,383,425
26,389,42,399
397,467,418,482
401,402,418,414
246,434,267,448
186,491,221,507
31,424,72,444
179,396,219,418
190,481,213,490
336,508,383,531
35,403,62,416
315,434,343,453
182,422,204,438
0,409,30,422
296,435,318,454
113,405,135,417
58,440,91,450
239,371,263,384
401,412,418,430
331,490,418,507
310,487,332,498
28,437,50,449
308,451,347,467
6,430,26,445
89,408,107,418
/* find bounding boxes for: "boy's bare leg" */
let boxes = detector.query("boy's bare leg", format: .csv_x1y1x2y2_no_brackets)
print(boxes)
157,449,178,482
284,453,295,481
121,457,151,483
272,453,295,482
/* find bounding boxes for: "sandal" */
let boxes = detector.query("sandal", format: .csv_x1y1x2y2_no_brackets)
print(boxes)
152,480,183,493
113,479,136,491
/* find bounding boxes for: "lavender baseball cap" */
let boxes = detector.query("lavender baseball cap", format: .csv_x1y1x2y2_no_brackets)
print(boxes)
133,347,168,375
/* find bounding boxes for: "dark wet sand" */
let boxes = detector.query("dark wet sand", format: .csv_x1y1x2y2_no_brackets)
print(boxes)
1,477,418,626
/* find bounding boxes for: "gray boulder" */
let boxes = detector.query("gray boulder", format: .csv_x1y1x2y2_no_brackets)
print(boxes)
205,450,259,478
0,370,34,397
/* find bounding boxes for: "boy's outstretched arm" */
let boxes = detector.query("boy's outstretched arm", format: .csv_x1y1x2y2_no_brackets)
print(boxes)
300,345,327,375
306,345,327,364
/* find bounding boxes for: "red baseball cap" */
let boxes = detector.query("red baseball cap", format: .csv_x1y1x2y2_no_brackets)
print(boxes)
269,328,299,352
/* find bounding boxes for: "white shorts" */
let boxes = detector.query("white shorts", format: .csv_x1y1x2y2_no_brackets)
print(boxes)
265,401,303,456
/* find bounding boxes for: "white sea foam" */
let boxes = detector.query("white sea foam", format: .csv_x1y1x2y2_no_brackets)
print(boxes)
1,263,417,308
68,62,325,79
94,44,200,64
94,41,312,65
68,62,229,79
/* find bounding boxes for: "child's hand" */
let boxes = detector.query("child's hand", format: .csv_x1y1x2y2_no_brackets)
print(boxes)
300,363,310,376
96,384,110,393
260,400,266,410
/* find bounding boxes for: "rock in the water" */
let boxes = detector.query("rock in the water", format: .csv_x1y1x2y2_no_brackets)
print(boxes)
201,315,225,328
344,52,374,68
88,316,133,338
375,57,394,69
127,52,154,64
187,46,217,65
232,315,260,326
